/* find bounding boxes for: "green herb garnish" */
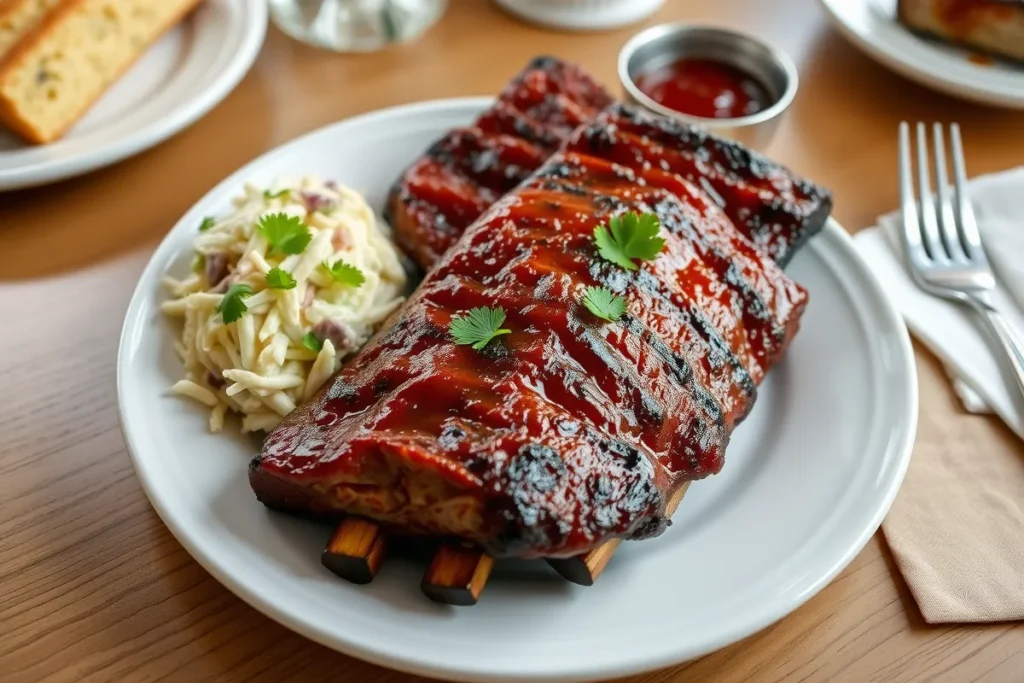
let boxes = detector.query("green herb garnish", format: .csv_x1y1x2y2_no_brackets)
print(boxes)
265,267,297,290
322,259,365,288
302,332,323,352
449,306,512,351
256,213,312,256
198,216,216,232
263,188,290,200
217,283,253,324
581,286,626,322
593,212,666,271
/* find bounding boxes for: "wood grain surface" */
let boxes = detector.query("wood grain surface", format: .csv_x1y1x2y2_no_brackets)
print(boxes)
3,0,1024,681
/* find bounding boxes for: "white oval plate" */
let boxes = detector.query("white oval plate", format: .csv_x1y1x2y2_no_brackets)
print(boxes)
0,0,266,191
819,0,1024,109
118,98,918,683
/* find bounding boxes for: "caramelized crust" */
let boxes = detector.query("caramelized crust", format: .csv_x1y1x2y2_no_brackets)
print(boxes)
250,105,831,559
386,56,613,269
386,57,831,271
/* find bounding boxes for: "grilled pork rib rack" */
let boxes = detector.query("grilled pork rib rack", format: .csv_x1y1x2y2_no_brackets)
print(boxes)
250,101,833,603
386,56,614,270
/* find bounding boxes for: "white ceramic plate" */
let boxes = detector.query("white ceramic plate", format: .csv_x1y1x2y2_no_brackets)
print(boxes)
0,0,266,191
819,0,1024,109
118,98,918,683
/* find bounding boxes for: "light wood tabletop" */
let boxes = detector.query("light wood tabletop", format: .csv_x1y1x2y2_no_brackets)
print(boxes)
3,0,1024,681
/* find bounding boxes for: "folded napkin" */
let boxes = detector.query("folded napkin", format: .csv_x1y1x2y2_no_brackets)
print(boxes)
854,167,1024,623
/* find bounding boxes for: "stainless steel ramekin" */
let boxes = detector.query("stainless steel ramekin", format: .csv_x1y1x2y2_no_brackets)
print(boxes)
618,24,799,150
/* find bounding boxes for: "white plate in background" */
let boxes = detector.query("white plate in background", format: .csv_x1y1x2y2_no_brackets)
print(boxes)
819,0,1024,109
117,98,918,682
0,0,266,191
494,0,666,31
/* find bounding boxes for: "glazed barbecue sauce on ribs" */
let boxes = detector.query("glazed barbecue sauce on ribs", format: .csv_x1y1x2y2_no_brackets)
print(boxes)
386,57,614,270
255,105,820,558
389,74,830,271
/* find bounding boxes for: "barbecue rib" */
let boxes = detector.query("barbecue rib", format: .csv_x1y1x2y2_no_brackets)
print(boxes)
250,104,832,559
385,56,613,270
898,0,1024,63
386,58,829,270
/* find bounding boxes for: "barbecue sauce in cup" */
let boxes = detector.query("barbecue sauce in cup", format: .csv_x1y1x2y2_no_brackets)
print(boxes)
634,58,772,119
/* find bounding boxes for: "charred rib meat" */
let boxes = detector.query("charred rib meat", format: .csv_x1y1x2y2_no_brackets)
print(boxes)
249,105,831,559
386,58,830,270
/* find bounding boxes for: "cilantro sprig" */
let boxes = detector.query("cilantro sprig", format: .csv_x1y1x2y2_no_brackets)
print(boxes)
322,259,365,288
581,286,626,322
593,212,666,271
449,307,511,351
302,332,323,352
265,267,297,290
198,216,216,232
217,284,253,324
257,213,312,256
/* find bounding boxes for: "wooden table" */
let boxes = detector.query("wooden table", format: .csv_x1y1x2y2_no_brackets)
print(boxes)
3,1,1024,681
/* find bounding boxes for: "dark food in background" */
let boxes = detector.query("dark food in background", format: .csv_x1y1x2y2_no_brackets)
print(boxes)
249,104,832,559
898,0,1024,63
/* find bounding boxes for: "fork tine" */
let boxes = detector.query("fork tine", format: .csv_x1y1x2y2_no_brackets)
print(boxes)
898,122,927,266
915,122,948,261
932,123,967,261
950,123,984,259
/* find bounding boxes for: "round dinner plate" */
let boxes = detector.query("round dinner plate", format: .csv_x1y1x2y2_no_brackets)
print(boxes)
0,0,266,191
118,98,918,683
819,0,1024,109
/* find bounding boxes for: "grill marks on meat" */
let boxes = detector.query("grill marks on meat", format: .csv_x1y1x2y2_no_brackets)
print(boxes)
569,106,832,266
387,60,831,272
386,57,614,269
250,105,819,559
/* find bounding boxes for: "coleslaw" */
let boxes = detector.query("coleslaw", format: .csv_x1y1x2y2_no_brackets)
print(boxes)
161,176,408,433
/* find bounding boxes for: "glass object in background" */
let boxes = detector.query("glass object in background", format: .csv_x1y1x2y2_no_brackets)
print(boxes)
269,0,447,52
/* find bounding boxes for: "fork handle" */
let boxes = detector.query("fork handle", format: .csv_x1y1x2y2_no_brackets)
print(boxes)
967,296,1024,403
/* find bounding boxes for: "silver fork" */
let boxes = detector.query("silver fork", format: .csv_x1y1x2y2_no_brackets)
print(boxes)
899,121,1024,402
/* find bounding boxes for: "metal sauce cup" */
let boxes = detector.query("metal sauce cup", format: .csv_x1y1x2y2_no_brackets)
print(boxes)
618,24,799,150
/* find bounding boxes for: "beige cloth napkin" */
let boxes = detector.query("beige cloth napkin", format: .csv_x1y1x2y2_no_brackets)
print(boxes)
881,408,1024,623
853,168,1024,623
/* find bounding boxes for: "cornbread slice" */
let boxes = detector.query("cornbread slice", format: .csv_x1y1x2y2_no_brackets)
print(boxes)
898,0,1024,63
0,0,205,144
0,0,65,62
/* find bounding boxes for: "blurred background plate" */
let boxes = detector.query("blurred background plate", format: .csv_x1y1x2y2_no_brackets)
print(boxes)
819,0,1024,109
493,0,666,31
0,0,267,191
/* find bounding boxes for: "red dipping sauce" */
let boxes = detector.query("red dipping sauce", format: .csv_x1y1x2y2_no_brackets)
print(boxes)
634,58,773,119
